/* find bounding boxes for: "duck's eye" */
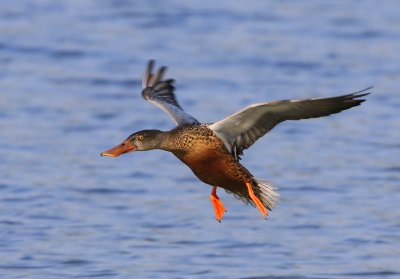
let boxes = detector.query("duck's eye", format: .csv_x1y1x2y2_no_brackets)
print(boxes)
138,135,144,141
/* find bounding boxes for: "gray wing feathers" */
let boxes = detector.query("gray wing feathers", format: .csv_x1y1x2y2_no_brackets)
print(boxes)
141,60,199,126
210,87,371,159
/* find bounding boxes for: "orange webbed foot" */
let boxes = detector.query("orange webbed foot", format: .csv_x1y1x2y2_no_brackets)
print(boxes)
210,186,227,222
246,182,268,219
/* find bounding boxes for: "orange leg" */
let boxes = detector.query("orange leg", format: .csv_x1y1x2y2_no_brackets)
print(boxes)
209,186,227,222
246,182,268,219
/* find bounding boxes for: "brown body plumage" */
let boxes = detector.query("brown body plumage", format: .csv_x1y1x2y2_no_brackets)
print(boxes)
160,125,257,205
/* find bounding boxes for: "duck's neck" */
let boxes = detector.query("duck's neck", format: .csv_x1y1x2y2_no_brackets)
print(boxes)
154,130,179,152
151,130,172,151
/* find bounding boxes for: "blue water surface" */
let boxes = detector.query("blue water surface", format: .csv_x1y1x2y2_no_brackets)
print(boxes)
1,1,399,278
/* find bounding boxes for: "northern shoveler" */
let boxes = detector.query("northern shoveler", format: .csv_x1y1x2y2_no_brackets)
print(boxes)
101,60,370,222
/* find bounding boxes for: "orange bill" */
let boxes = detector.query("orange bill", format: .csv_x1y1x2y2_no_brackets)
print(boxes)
100,140,135,157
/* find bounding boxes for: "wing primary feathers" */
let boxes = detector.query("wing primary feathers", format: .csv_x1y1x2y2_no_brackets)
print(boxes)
347,86,373,95
140,60,199,126
151,66,167,86
142,59,155,88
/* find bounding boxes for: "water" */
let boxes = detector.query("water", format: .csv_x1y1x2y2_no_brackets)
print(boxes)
1,1,399,278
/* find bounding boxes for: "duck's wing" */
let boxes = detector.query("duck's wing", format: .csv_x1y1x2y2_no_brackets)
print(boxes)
141,60,199,126
209,88,371,159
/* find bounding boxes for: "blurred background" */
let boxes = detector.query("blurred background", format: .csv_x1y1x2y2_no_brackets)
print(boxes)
0,1,399,278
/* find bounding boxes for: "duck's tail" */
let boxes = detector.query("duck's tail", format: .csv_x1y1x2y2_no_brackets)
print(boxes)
253,178,279,211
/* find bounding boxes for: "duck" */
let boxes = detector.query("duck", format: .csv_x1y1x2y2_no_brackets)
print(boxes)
101,60,370,222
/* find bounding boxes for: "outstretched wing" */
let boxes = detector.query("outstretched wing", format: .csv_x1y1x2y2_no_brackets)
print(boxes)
141,60,199,126
209,87,371,159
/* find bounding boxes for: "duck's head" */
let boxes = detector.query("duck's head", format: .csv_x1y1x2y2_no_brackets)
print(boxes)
101,129,163,157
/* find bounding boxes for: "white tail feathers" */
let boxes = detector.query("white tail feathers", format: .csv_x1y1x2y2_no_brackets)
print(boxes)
254,178,279,210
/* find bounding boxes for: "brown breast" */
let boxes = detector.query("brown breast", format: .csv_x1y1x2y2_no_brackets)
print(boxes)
166,125,253,198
